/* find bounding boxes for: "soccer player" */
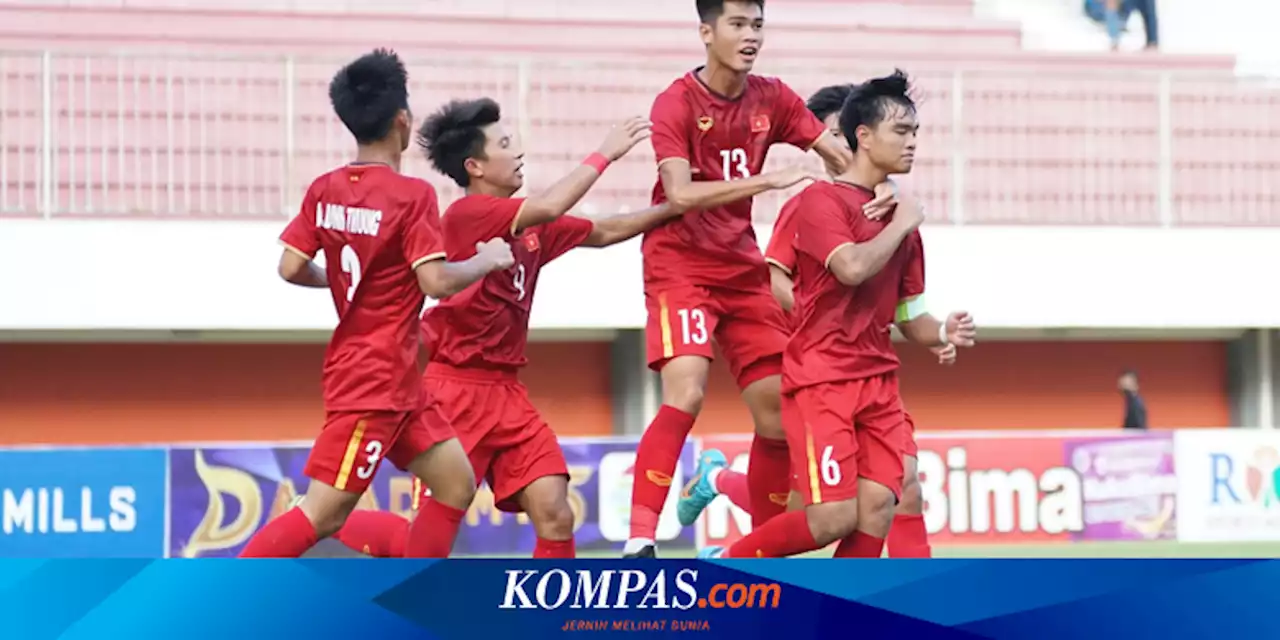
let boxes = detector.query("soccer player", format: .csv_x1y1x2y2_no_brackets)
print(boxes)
624,0,897,559
678,83,951,558
326,97,686,559
238,50,514,558
700,70,976,559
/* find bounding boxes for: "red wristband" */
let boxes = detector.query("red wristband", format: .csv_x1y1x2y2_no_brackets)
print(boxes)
583,152,610,174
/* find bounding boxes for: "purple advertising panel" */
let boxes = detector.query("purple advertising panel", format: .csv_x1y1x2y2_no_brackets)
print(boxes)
1064,432,1177,542
168,438,696,557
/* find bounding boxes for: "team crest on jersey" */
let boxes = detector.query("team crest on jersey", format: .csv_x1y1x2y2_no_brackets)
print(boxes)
522,233,540,252
697,116,714,131
751,114,771,133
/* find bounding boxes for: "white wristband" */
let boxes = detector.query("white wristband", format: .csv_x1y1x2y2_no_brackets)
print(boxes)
938,321,950,346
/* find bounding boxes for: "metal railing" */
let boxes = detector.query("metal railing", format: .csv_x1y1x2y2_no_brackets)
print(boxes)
3,50,1279,226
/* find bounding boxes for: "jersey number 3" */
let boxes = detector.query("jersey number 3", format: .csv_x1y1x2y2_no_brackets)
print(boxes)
720,148,750,180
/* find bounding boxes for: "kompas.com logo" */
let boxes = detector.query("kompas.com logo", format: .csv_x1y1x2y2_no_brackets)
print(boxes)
498,569,781,610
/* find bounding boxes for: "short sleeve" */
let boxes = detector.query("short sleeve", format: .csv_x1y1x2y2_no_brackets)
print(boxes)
403,188,446,269
650,88,692,168
538,215,596,264
795,188,856,270
279,191,320,259
773,81,828,151
899,231,925,300
442,195,526,257
764,197,802,274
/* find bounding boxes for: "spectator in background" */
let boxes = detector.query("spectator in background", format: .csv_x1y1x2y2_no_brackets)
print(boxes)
1119,369,1149,429
1103,0,1160,51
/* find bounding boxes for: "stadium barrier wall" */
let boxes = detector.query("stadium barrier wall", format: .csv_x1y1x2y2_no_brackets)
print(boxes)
0,429,1272,557
6,220,1280,331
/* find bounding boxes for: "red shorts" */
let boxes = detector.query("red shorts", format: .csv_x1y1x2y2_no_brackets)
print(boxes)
420,363,568,513
782,373,907,505
903,411,919,458
644,281,789,389
305,403,455,494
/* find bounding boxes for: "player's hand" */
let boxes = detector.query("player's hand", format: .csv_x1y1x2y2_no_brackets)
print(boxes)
892,193,926,230
766,166,827,190
864,180,898,220
945,311,977,348
931,343,957,366
598,116,652,161
475,238,515,271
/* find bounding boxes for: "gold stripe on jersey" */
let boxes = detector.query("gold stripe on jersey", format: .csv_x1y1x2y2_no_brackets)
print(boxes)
659,293,674,359
509,200,529,236
805,426,823,504
765,256,792,276
656,156,691,170
411,252,447,270
334,419,368,491
804,128,831,152
279,241,315,260
824,242,855,270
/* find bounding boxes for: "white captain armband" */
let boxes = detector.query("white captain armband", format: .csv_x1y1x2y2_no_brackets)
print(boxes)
894,295,928,325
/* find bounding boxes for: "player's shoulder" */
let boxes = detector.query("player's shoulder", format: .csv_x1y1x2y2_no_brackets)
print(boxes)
746,74,799,100
443,193,503,218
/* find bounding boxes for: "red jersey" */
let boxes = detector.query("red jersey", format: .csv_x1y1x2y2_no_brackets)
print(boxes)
644,70,827,287
279,164,446,411
423,194,594,371
764,192,802,276
783,182,924,392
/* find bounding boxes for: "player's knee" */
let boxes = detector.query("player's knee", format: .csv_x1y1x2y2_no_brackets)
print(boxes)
430,473,478,512
856,480,898,538
663,382,705,415
529,499,576,540
805,500,859,547
896,474,923,516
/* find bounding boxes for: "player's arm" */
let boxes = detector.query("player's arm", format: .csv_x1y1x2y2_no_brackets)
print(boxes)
514,117,652,233
775,81,851,175
578,202,685,248
659,159,817,212
768,265,794,312
894,234,976,348
414,240,514,299
810,133,853,176
651,90,816,212
405,190,515,299
825,196,924,287
277,195,327,288
277,249,328,288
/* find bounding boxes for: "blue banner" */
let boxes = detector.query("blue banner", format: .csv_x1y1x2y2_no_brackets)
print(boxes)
0,559,1276,639
168,439,696,558
0,448,167,558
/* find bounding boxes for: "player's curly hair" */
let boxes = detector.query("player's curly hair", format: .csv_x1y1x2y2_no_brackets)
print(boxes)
838,69,917,151
417,98,502,188
328,48,410,145
806,84,856,122
696,0,764,24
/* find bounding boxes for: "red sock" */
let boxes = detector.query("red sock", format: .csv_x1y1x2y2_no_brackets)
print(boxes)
239,507,317,558
404,498,465,558
887,513,932,558
333,510,410,558
629,405,696,539
833,531,886,558
714,468,752,513
724,509,818,558
747,435,790,528
534,537,576,559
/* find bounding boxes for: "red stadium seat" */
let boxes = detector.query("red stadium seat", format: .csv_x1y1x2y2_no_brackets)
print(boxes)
1,3,1275,225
